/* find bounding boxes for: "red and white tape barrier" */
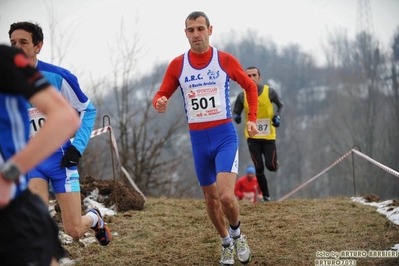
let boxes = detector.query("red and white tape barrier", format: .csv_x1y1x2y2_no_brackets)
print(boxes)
278,148,399,201
351,149,399,178
90,126,111,138
87,126,146,199
278,150,353,201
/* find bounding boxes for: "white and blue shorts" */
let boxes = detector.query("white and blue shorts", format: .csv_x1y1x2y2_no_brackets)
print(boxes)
29,149,80,193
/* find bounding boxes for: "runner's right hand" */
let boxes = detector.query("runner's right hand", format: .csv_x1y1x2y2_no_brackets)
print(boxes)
233,114,242,124
156,96,168,113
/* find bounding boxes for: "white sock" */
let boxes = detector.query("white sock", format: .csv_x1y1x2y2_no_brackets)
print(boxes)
221,235,233,246
87,211,99,228
229,227,241,238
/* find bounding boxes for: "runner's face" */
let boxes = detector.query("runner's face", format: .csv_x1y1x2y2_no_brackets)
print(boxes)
10,29,41,64
246,69,261,85
185,16,212,54
247,173,255,180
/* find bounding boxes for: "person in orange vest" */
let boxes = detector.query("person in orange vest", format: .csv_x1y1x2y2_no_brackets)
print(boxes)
233,66,284,202
234,166,263,203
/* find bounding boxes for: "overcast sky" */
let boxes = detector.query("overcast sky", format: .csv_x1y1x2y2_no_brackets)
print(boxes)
1,0,398,89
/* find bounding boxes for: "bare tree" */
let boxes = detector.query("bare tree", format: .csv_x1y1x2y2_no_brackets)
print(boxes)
386,27,399,178
81,17,198,197
221,29,399,199
41,1,103,179
322,29,398,198
44,1,79,66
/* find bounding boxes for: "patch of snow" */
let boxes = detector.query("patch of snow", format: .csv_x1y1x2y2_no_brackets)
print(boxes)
351,196,399,250
351,197,399,225
59,257,76,265
59,232,74,245
82,188,116,216
49,206,56,218
79,236,97,247
48,189,117,266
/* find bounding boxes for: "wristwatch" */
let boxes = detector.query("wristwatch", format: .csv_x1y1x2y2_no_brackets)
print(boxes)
0,160,22,182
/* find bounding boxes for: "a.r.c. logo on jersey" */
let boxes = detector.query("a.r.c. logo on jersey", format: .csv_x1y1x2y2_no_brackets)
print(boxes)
207,69,219,80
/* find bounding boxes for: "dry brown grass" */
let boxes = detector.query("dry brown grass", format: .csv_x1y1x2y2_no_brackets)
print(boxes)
62,197,399,266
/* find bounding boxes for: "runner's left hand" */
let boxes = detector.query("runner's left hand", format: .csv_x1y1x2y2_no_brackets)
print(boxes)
60,145,81,168
156,96,168,113
272,115,280,127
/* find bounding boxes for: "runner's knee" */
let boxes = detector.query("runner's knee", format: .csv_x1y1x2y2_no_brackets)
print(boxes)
265,162,278,172
255,166,264,175
219,192,235,207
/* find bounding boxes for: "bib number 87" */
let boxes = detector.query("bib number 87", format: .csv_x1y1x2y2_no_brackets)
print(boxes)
258,123,268,132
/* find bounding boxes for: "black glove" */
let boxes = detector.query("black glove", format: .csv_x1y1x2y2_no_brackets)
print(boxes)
60,145,81,168
234,114,242,124
272,115,280,127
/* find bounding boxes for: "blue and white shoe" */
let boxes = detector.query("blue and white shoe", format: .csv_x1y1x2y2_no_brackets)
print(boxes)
88,206,111,246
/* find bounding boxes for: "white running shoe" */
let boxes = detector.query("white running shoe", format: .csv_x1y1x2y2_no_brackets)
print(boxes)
220,243,235,265
233,234,252,264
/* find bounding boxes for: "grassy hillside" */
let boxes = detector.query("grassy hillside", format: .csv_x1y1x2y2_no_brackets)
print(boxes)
62,197,399,265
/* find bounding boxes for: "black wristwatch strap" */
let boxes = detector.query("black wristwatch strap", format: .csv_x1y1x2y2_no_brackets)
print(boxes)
0,159,22,182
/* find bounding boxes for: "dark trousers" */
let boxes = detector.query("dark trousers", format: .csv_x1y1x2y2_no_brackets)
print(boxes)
0,189,65,266
247,138,279,198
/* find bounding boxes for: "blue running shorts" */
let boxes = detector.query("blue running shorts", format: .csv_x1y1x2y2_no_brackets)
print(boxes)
189,122,239,186
29,150,80,193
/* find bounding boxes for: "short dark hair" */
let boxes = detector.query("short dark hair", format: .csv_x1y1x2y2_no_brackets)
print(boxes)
9,22,44,46
185,11,210,28
246,66,261,76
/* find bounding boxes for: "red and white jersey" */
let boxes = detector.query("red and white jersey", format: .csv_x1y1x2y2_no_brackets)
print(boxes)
153,46,258,131
179,48,230,123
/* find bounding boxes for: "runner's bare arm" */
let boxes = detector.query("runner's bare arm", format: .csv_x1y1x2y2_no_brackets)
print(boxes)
10,87,80,175
0,87,79,208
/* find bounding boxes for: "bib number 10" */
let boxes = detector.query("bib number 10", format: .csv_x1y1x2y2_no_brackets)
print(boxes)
28,108,46,137
191,97,215,110
30,117,45,132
